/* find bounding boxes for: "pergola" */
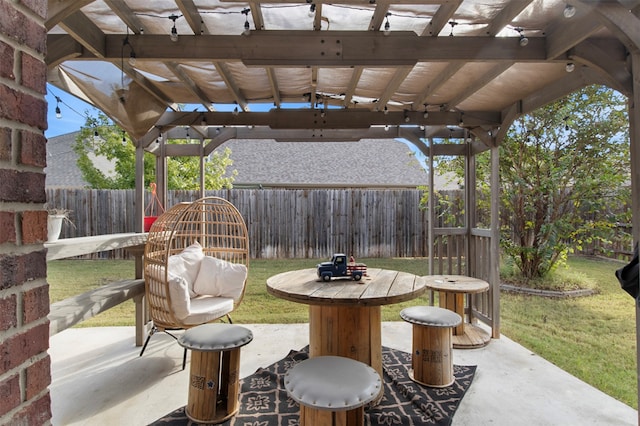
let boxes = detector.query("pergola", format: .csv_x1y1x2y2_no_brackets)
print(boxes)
46,0,640,409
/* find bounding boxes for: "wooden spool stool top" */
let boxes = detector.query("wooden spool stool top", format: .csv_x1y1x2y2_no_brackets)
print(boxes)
178,323,253,351
284,356,381,411
400,306,462,328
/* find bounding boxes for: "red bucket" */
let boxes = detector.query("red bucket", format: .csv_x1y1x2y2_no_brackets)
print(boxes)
144,216,158,232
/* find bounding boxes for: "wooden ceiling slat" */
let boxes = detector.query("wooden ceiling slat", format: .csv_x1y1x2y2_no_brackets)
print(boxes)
165,62,215,111
214,62,249,111
444,62,513,110
176,0,211,35
104,0,145,34
484,0,534,36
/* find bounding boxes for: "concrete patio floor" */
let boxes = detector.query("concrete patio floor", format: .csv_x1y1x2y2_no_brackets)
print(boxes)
49,322,637,425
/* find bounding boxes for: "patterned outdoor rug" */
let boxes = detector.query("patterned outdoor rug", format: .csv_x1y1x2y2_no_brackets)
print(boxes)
151,347,476,426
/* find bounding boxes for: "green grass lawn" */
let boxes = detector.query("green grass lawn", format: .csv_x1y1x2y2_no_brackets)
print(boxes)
47,255,637,409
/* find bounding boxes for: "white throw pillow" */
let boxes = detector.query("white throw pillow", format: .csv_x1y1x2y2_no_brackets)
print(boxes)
167,242,204,297
167,274,191,320
193,256,247,302
145,264,191,320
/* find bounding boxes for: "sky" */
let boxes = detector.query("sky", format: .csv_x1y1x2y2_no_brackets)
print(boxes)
45,85,100,137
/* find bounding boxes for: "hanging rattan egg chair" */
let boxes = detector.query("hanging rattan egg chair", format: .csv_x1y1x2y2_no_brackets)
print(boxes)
140,196,249,363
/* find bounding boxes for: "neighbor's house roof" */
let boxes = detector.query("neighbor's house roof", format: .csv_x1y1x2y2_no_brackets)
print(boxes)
46,132,457,189
45,132,86,189
220,138,442,189
45,132,116,189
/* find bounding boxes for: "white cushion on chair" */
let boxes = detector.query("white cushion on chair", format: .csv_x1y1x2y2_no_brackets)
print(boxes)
182,296,235,325
167,242,205,298
193,256,247,302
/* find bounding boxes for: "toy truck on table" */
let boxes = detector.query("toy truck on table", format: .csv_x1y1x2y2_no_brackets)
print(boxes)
317,254,367,281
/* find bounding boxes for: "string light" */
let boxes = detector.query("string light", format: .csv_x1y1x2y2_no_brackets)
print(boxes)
449,21,458,36
563,4,576,19
169,14,179,42
55,96,62,119
565,62,575,72
122,33,136,66
48,87,91,121
242,8,251,36
514,28,528,47
308,3,316,17
383,13,391,36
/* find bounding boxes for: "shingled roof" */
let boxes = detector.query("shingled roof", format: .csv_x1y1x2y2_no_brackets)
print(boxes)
45,132,87,189
220,138,432,189
46,132,456,189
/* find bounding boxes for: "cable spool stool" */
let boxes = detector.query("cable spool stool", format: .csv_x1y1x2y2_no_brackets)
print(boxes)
284,356,381,426
400,306,462,387
178,323,253,424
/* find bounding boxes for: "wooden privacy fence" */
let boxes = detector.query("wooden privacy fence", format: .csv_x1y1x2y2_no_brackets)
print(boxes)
47,188,461,259
47,188,501,334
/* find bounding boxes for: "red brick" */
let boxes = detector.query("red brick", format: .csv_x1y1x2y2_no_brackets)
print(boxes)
20,53,46,94
0,251,47,291
21,210,47,244
0,41,14,80
20,131,47,168
17,0,47,20
0,375,20,417
23,284,49,324
0,323,49,375
25,356,50,400
0,2,46,54
0,169,46,203
11,393,51,426
0,211,16,244
0,294,17,332
0,127,11,161
0,85,47,130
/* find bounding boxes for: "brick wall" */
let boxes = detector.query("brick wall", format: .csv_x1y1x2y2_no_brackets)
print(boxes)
0,0,51,424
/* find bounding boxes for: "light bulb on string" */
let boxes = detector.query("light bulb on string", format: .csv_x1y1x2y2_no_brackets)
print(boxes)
383,13,391,36
563,4,576,18
242,8,251,36
55,96,62,119
169,15,179,42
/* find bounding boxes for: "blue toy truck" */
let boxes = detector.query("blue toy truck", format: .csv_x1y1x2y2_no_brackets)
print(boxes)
317,254,367,281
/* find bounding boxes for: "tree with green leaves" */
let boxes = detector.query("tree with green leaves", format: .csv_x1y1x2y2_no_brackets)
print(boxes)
74,112,236,190
434,85,630,282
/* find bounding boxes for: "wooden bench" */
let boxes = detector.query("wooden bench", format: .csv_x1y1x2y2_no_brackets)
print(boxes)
48,279,145,334
46,233,149,346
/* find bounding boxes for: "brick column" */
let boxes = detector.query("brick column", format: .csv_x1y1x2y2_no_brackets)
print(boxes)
0,0,51,424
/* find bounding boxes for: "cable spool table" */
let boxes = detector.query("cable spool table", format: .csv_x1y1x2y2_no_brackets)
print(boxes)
267,267,427,402
424,275,491,349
